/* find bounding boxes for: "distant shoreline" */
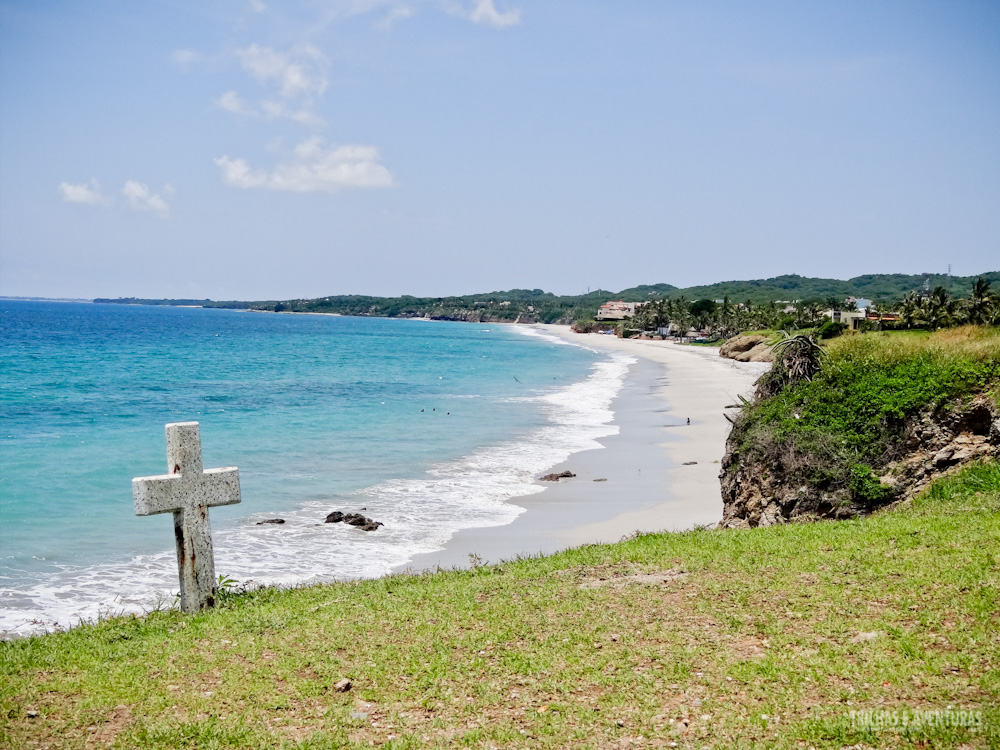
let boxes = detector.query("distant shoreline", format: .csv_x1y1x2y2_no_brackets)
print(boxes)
0,296,92,303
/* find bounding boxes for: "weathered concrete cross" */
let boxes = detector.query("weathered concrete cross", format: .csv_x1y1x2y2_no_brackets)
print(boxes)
132,422,241,613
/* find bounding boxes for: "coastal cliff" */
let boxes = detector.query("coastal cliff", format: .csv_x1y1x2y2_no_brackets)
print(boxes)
721,395,999,527
719,327,1000,528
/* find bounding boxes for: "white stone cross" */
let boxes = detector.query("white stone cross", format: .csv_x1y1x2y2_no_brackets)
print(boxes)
132,422,241,613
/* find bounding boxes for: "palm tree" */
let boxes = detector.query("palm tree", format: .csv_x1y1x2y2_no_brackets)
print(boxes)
805,302,824,327
866,302,884,331
649,299,669,331
668,297,692,340
963,277,995,325
792,301,809,328
984,296,1000,326
924,286,956,330
898,291,921,329
714,296,735,339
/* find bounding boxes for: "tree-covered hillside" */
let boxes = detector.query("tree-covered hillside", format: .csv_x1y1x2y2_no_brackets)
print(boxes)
94,271,1000,323
615,272,1000,305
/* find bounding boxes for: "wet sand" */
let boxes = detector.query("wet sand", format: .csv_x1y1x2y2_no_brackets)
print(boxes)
397,326,768,573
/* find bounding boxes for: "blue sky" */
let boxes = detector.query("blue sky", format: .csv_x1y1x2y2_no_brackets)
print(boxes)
1,1,997,300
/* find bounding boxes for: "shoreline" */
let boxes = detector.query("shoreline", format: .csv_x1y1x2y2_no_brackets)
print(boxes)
0,318,764,637
397,326,769,573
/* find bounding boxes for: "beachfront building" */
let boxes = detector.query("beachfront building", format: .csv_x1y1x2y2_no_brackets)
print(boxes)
825,308,867,330
866,310,901,328
824,297,900,331
596,300,638,320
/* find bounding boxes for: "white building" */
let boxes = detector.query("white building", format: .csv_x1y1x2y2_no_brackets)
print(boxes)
825,309,867,330
596,300,638,320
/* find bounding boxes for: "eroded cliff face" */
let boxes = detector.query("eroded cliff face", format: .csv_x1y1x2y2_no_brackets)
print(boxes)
719,334,775,363
719,395,1000,529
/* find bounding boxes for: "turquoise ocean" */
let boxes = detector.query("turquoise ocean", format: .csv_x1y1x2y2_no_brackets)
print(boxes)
0,301,631,636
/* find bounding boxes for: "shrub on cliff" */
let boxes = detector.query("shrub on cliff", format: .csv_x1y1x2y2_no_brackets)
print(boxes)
753,332,824,399
723,326,1000,525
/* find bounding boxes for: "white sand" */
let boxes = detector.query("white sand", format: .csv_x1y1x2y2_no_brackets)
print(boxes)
537,326,769,544
398,325,768,573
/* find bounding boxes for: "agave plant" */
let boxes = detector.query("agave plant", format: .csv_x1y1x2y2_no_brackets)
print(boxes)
772,331,825,383
755,331,825,399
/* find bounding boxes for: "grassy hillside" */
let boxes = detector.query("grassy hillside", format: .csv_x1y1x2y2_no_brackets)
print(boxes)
3,462,998,749
726,327,1000,515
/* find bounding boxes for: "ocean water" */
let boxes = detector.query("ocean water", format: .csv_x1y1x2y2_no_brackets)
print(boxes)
0,301,631,636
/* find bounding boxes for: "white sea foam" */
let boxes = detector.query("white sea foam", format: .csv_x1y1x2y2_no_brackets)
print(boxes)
512,325,589,348
0,349,635,638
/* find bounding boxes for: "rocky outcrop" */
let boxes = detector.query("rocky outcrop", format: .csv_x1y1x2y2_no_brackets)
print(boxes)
325,510,384,531
540,471,576,481
884,396,999,497
720,395,1000,528
719,334,774,363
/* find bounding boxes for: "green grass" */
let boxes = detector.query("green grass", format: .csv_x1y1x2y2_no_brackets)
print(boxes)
731,326,1000,497
2,462,998,748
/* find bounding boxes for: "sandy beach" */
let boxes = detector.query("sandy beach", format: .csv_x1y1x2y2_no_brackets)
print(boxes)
398,325,769,572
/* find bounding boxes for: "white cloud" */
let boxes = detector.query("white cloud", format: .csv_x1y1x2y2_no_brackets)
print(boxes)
215,137,394,192
449,0,521,28
248,0,266,12
260,100,324,126
223,44,330,124
122,181,170,216
217,91,251,115
308,1,518,31
216,90,323,126
375,5,414,30
235,43,329,99
259,99,286,118
172,49,201,66
58,179,111,206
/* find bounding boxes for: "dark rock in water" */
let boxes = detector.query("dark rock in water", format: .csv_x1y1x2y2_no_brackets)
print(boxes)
328,510,385,531
539,471,576,481
682,461,698,465
257,518,285,525
593,478,608,482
